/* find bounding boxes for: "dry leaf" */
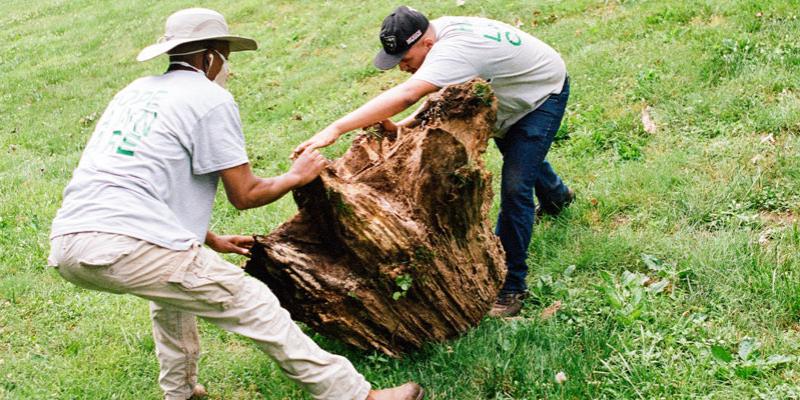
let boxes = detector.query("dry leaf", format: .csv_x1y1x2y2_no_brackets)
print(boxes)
641,106,657,134
750,154,763,165
760,133,775,144
540,300,562,320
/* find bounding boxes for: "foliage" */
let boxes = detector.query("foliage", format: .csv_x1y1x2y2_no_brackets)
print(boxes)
392,274,413,301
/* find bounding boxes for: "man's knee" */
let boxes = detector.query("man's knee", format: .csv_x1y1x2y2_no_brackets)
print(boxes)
501,175,535,205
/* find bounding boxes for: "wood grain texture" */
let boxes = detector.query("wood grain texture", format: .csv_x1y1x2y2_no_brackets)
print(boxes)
245,80,506,356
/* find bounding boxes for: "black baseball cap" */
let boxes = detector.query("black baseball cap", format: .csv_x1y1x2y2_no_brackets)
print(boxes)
373,6,430,70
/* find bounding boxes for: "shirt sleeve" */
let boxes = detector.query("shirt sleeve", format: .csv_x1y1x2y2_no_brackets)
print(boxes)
190,101,249,175
410,45,479,88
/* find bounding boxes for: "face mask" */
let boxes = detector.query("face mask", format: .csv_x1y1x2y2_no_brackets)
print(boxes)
209,50,230,88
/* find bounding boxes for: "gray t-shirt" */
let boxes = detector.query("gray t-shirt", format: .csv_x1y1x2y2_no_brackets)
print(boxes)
50,70,248,250
411,16,567,136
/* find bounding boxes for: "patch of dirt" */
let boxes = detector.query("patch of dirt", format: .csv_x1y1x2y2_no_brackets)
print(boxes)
611,213,631,228
760,211,798,226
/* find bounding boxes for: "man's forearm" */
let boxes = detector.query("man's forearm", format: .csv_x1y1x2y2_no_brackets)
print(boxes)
225,172,300,210
231,173,301,210
205,231,217,246
397,99,429,127
329,83,428,137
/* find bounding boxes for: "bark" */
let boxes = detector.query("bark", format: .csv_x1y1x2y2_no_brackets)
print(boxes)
245,79,506,357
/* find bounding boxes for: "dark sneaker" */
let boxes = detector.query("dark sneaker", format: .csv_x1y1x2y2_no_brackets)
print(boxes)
488,291,528,318
536,188,575,218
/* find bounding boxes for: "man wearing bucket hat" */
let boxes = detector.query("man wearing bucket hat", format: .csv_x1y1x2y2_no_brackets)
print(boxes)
48,8,423,400
293,6,574,318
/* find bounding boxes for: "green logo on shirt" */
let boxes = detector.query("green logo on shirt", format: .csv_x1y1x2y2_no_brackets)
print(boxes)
454,21,523,47
97,90,167,157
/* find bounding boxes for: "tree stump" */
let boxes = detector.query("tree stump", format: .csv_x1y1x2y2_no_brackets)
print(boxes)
245,80,506,357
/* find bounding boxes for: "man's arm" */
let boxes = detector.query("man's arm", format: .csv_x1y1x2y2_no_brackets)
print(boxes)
381,98,431,133
397,101,427,126
292,79,439,158
220,148,328,210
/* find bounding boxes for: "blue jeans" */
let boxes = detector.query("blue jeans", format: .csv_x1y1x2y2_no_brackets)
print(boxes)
494,77,571,294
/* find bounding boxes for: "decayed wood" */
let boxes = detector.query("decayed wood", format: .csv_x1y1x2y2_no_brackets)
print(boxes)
245,79,506,356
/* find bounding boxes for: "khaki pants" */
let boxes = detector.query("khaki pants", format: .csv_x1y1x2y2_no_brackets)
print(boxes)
48,232,371,400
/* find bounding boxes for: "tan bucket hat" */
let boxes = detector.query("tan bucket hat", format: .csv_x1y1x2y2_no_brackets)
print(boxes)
137,8,257,62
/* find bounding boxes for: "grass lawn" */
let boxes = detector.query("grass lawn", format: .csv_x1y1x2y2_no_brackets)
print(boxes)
3,0,800,398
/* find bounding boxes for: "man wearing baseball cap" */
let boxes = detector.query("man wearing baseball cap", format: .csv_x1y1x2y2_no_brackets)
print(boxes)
48,8,423,400
293,6,574,318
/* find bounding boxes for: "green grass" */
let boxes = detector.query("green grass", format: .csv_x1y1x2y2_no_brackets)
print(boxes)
3,0,800,398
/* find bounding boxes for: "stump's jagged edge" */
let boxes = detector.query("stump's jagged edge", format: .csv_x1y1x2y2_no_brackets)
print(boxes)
245,79,506,356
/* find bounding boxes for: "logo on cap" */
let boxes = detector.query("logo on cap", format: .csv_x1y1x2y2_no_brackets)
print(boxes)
382,35,398,52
